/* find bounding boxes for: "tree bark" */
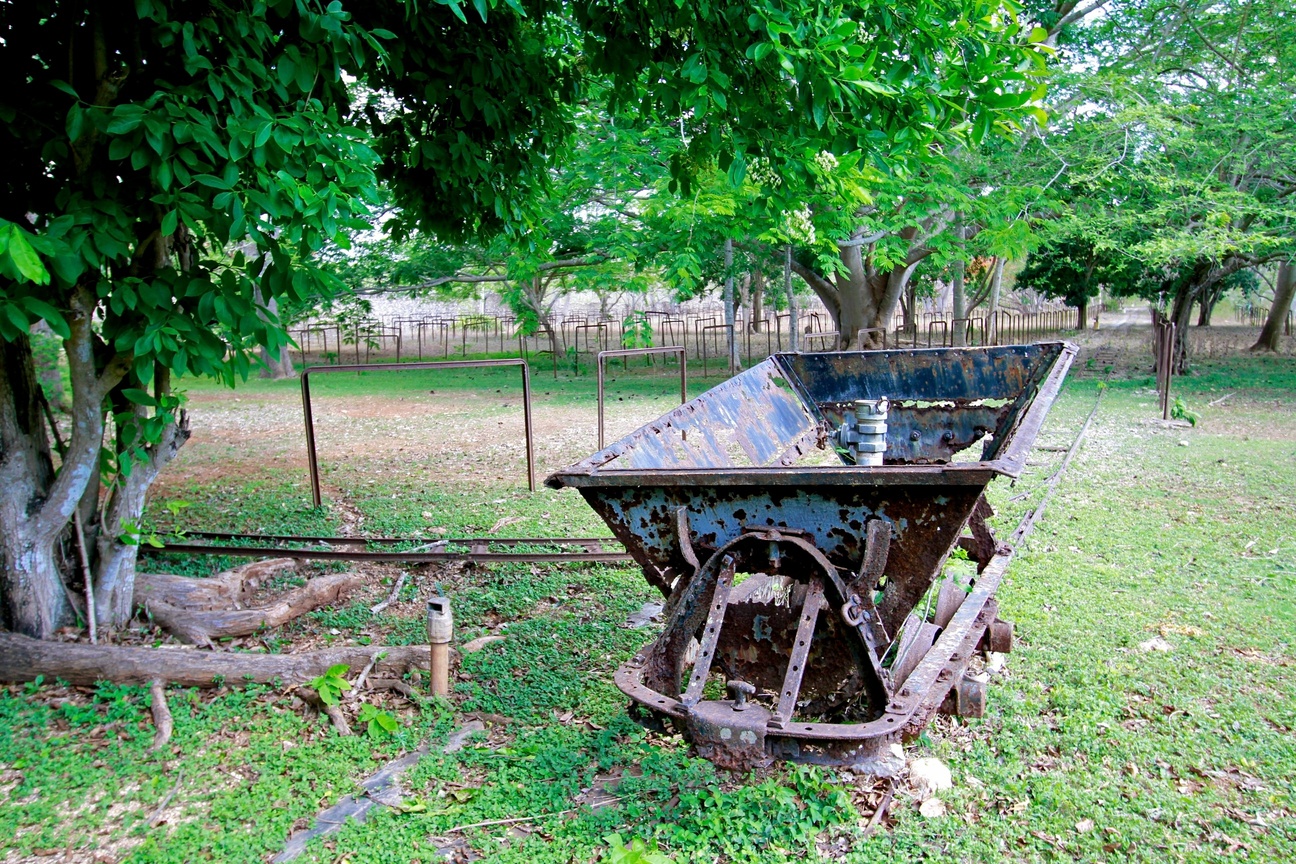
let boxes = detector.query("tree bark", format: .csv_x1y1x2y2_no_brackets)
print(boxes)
903,279,917,339
1,286,128,637
133,558,299,610
1251,261,1295,352
784,245,798,352
1077,295,1089,332
95,366,191,630
1167,276,1198,373
149,679,173,751
723,238,738,371
951,218,966,346
0,633,430,687
749,269,765,332
987,258,1004,343
0,335,69,636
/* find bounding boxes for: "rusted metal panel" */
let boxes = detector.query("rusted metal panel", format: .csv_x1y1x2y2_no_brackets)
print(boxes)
568,359,817,473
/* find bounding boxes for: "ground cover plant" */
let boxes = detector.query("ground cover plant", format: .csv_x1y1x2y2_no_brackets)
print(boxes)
1,338,1294,863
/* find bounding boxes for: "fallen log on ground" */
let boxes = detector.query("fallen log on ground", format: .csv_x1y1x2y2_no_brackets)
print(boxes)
141,571,363,647
0,633,429,688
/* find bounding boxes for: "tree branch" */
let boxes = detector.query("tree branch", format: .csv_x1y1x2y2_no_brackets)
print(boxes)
789,260,840,311
34,286,128,541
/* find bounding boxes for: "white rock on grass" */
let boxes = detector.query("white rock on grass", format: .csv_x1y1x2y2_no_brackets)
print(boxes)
1137,636,1174,652
918,797,948,818
908,757,953,800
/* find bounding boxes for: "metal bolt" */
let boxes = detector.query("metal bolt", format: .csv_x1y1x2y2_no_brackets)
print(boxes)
727,679,756,710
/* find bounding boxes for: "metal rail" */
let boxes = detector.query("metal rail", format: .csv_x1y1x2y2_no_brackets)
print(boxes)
596,346,688,450
301,359,536,508
144,534,631,564
179,531,616,547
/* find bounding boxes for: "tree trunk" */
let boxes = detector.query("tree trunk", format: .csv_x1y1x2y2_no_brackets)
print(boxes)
791,225,934,352
987,258,1004,343
902,280,915,338
0,632,430,688
523,276,561,372
750,269,765,332
723,238,738,371
95,366,191,630
784,245,798,352
1077,296,1089,332
255,296,296,379
1196,281,1227,327
1251,261,1295,352
951,219,966,346
0,336,72,637
1167,278,1198,373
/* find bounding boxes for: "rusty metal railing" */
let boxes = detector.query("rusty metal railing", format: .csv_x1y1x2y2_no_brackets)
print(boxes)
301,359,536,508
597,347,688,450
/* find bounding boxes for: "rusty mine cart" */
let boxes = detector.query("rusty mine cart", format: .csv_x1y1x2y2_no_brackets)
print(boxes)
547,343,1077,773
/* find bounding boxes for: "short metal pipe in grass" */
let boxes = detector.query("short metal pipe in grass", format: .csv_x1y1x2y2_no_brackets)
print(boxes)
426,597,453,696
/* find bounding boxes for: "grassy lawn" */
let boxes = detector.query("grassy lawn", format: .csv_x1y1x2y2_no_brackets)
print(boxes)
1,348,1294,863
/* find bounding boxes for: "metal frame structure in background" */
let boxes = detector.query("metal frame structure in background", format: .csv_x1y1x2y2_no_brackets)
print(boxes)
301,359,536,508
597,346,688,450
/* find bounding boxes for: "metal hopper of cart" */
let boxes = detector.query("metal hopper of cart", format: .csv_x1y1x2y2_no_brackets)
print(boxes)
547,343,1077,772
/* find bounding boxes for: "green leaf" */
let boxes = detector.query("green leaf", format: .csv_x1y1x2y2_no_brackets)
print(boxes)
1028,26,1048,43
277,56,296,88
2,301,31,334
3,224,50,285
194,174,231,190
18,297,70,339
161,209,178,236
122,388,159,407
106,104,147,135
51,254,85,285
50,80,79,99
66,104,84,142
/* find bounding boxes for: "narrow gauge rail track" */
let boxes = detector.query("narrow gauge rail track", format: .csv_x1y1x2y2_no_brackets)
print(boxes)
142,532,632,565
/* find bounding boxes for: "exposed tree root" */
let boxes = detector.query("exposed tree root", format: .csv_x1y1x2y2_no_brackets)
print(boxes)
299,687,353,736
149,679,173,752
142,572,362,647
0,633,429,687
134,559,361,647
133,558,297,611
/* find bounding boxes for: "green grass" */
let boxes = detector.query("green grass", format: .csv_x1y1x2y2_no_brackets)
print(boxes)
3,353,1295,862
